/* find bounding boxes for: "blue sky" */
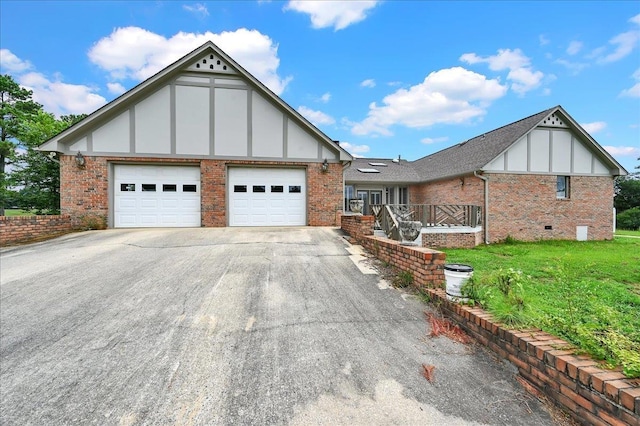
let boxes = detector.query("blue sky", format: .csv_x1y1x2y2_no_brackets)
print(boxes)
1,1,638,172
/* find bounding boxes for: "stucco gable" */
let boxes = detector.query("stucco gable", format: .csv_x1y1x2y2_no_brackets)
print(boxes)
39,42,352,162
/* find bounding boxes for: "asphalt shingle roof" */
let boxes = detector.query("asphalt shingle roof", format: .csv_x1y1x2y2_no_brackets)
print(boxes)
344,106,559,184
344,157,421,183
411,107,556,181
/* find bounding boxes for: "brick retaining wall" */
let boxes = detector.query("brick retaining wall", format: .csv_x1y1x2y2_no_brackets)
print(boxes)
0,215,74,247
341,214,446,288
425,288,640,426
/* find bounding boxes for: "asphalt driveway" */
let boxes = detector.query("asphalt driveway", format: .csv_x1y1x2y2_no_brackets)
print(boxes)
1,228,557,425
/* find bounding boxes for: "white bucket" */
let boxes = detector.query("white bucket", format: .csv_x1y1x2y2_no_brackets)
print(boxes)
444,264,474,302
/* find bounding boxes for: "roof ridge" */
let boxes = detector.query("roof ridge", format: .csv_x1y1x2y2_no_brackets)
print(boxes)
464,105,557,142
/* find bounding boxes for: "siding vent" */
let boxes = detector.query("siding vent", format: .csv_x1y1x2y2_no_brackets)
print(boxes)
542,113,568,128
187,53,237,74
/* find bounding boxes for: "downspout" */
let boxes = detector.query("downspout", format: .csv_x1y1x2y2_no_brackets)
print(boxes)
341,160,352,216
474,171,489,244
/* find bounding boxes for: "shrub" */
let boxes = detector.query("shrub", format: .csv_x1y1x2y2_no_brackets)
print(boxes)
616,206,640,230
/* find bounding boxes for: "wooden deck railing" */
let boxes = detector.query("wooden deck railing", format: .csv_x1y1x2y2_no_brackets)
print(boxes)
371,204,482,239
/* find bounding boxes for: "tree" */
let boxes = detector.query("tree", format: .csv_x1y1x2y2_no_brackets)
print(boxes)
614,157,640,213
9,112,86,214
0,74,41,215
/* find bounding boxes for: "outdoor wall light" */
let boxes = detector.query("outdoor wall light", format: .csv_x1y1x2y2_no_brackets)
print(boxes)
75,151,86,168
322,158,329,173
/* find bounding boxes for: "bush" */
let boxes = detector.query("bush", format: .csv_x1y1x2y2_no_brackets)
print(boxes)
616,207,640,230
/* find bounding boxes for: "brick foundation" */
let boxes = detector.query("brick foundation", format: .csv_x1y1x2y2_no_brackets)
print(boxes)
0,215,74,246
425,288,640,426
421,229,483,248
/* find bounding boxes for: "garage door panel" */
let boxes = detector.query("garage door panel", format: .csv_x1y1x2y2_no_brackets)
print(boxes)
229,167,306,226
114,165,200,228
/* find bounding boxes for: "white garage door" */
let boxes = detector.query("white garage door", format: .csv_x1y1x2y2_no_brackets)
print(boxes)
114,164,201,228
229,168,306,226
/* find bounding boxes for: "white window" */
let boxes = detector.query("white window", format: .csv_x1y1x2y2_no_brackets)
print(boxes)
344,185,354,211
557,176,570,199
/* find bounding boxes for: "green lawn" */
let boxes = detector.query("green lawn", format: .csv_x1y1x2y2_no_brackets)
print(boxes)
2,209,35,217
444,238,640,377
616,229,640,237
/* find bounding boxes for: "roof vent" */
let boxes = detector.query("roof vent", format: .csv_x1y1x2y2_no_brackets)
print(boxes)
368,162,387,167
392,158,399,163
357,168,380,173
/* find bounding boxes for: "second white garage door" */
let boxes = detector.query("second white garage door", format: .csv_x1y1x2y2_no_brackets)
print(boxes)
228,168,306,226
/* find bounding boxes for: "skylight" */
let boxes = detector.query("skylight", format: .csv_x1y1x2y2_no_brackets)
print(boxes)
357,168,380,173
368,162,387,167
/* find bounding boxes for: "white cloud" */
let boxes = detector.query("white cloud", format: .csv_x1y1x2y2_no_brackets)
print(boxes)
183,3,209,17
88,27,292,95
598,30,640,63
555,58,589,75
421,136,448,144
539,35,550,46
297,106,335,126
460,48,544,95
18,72,106,116
339,141,370,157
604,145,640,157
284,0,379,31
592,16,640,64
360,78,376,88
351,67,507,136
620,68,640,98
580,121,607,134
319,92,331,103
387,81,402,87
0,49,32,73
566,41,583,55
107,82,126,95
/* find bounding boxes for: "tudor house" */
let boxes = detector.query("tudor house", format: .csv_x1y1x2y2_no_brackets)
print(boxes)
39,42,352,229
344,106,628,244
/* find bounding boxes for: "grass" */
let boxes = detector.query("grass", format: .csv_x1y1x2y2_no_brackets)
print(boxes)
2,209,35,217
616,229,640,237
444,238,640,377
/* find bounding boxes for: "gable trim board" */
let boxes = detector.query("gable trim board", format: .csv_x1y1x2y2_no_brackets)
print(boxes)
41,41,351,229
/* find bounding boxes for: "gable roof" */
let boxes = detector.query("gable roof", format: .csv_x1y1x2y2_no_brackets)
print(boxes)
344,157,421,184
411,107,556,181
39,41,352,161
345,105,627,185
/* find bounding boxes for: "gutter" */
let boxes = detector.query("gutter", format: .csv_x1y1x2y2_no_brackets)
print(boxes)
474,171,489,244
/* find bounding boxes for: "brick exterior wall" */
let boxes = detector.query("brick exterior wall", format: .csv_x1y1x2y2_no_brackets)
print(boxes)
425,288,640,426
487,173,614,242
0,215,74,246
409,175,485,206
60,155,344,228
409,173,615,243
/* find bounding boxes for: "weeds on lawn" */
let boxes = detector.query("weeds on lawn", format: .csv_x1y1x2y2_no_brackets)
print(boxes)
393,270,413,288
447,239,640,378
461,268,530,327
